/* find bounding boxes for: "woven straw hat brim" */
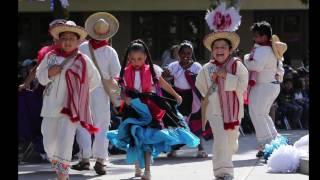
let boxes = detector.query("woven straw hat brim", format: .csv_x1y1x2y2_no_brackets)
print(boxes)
85,12,119,40
272,35,287,61
203,31,240,52
50,24,87,41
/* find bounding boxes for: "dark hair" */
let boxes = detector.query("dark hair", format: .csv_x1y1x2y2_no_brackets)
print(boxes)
58,31,80,39
119,39,158,85
211,38,232,50
293,78,305,91
250,21,272,40
178,40,197,61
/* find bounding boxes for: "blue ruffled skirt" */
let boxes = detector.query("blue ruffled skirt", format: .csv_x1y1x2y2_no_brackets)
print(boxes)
106,98,200,168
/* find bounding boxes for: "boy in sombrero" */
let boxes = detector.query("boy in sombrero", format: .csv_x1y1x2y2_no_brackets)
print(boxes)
243,21,287,158
195,3,248,180
72,12,121,175
36,20,100,180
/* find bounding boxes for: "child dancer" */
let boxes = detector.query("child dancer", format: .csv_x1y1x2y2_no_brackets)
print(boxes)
162,40,212,158
107,39,200,180
244,21,287,158
195,4,248,180
36,21,101,180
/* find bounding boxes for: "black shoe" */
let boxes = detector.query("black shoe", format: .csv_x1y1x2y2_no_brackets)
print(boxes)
256,150,264,158
94,161,107,175
71,161,90,171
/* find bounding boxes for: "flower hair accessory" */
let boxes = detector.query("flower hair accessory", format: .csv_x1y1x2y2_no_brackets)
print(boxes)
203,2,241,52
205,2,241,32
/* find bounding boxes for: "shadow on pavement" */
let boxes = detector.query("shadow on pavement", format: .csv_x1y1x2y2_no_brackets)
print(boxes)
233,158,264,168
111,156,212,166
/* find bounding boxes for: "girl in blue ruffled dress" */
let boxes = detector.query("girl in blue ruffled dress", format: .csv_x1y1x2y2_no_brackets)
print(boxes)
106,39,200,180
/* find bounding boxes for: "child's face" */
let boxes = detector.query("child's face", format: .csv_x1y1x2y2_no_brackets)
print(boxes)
128,51,147,70
212,39,231,63
59,32,80,52
179,47,193,65
253,32,268,44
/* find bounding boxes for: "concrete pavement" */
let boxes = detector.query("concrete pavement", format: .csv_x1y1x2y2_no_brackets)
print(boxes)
18,130,309,180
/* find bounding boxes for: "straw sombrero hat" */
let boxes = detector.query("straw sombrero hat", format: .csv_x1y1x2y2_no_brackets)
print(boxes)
272,35,287,61
203,31,240,52
85,12,119,40
49,20,87,41
203,3,241,52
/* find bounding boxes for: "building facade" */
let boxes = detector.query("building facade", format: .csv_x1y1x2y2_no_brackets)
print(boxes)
18,0,309,66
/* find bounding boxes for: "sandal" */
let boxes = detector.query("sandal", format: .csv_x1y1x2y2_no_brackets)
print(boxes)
135,163,142,177
141,170,151,180
196,150,208,158
71,161,90,171
256,150,264,158
94,161,107,175
167,150,178,158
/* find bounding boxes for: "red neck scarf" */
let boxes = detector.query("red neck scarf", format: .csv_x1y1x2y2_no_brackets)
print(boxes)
124,64,152,92
211,57,240,130
37,44,60,64
55,48,79,58
60,52,99,134
123,63,165,122
211,59,227,68
89,39,108,50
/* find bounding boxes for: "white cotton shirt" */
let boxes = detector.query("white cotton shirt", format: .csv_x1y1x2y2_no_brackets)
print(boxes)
36,51,101,118
79,41,121,88
131,64,163,93
244,44,284,84
295,92,304,100
167,61,202,89
195,61,248,119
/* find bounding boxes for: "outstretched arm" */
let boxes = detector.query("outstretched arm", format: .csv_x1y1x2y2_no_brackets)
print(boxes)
158,76,182,104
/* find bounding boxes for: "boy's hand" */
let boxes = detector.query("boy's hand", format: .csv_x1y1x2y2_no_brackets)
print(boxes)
216,69,227,79
48,65,62,77
275,74,281,82
211,72,218,82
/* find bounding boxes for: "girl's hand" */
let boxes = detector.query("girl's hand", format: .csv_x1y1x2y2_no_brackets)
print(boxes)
124,96,132,105
161,68,171,78
175,95,183,105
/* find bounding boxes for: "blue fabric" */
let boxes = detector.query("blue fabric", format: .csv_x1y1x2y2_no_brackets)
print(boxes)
263,135,290,160
106,98,200,168
18,86,46,154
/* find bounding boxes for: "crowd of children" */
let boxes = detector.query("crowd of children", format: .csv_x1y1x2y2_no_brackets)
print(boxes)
18,3,309,180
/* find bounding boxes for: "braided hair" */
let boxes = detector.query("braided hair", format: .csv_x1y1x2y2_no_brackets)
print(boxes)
118,39,158,86
178,40,197,62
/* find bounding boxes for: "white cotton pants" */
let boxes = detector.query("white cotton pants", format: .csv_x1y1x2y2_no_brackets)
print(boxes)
249,83,280,145
209,115,239,177
76,87,110,160
41,116,78,165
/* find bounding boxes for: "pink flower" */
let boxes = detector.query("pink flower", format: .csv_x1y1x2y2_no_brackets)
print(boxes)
213,12,232,31
224,14,232,29
213,12,222,28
